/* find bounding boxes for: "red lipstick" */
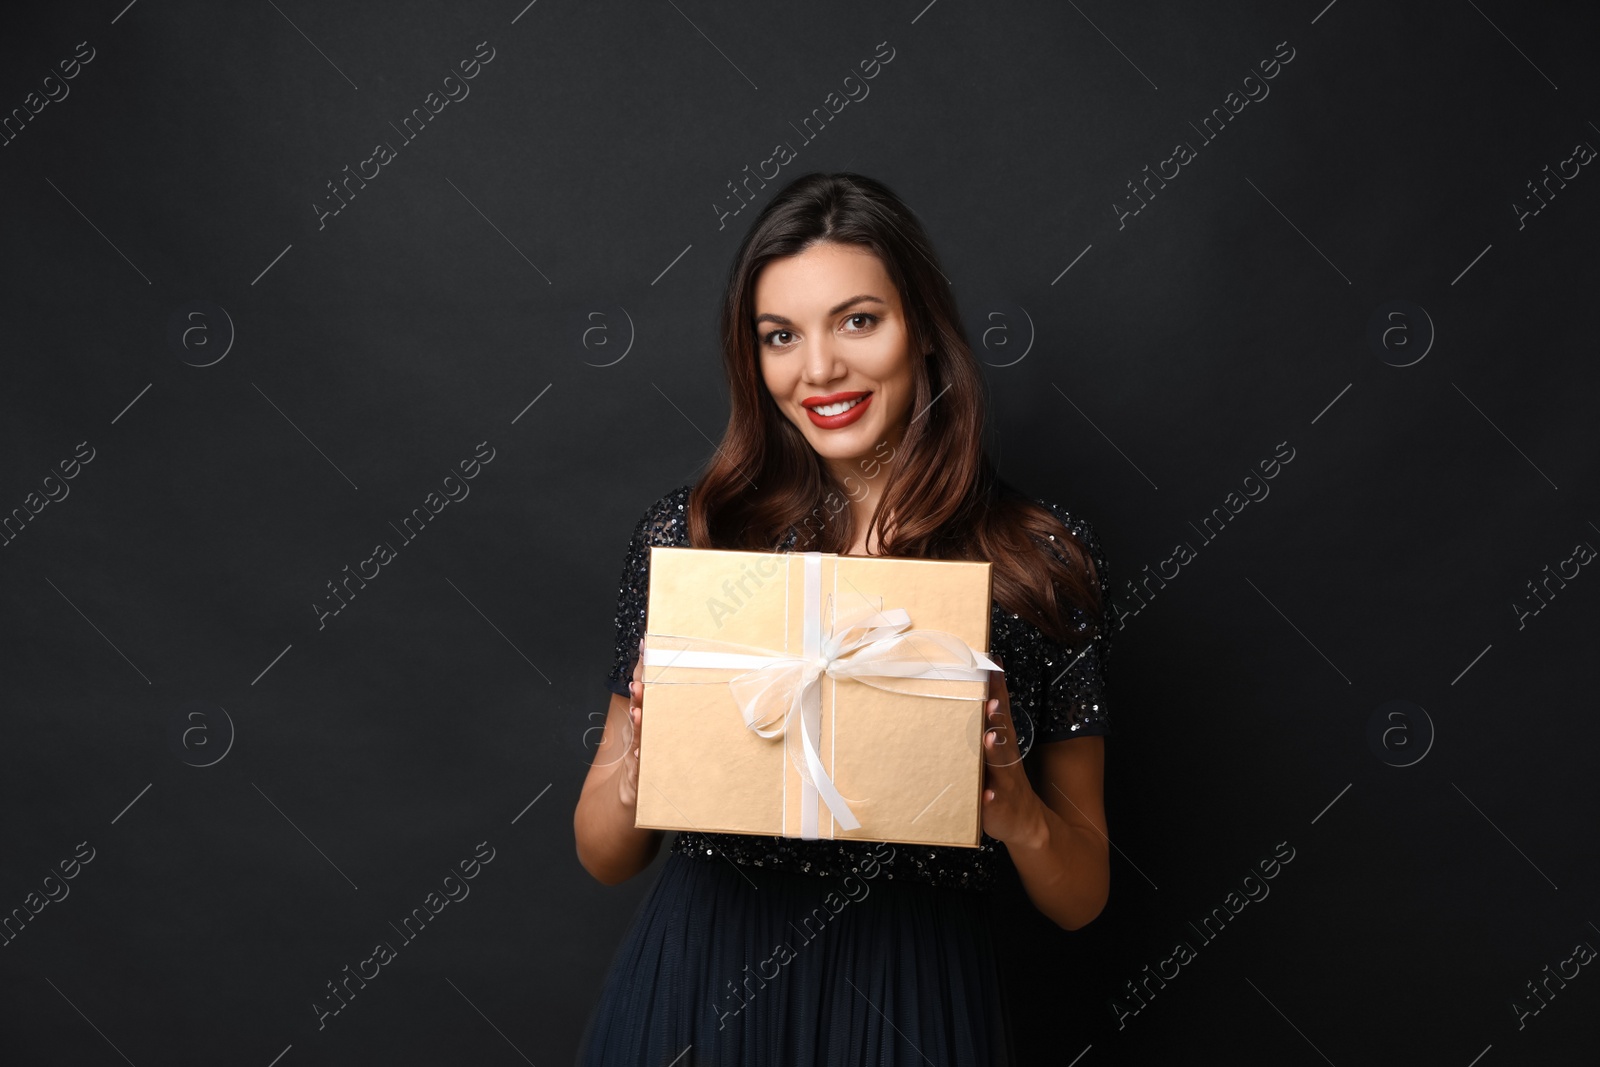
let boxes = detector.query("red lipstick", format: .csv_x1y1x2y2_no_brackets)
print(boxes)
802,391,872,429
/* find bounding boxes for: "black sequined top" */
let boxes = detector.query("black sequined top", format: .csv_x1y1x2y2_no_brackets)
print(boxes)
603,484,1111,893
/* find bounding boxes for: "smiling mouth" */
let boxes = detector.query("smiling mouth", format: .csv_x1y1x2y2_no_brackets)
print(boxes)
808,395,868,416
802,391,874,429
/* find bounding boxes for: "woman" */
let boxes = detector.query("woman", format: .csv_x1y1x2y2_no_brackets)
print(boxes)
572,172,1112,1065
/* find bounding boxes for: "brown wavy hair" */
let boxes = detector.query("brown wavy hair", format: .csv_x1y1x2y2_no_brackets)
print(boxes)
685,172,1103,649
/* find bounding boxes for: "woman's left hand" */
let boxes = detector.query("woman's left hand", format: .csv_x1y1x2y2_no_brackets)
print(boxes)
981,655,1047,846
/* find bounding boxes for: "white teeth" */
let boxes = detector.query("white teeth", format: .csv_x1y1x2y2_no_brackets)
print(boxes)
812,395,866,417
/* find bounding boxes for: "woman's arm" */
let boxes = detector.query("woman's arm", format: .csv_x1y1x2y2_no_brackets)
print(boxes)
573,683,666,885
1006,735,1110,931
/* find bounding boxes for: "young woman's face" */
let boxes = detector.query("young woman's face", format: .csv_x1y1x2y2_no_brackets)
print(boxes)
754,241,916,472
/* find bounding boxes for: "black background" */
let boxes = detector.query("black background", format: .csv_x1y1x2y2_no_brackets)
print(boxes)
2,1,1597,1063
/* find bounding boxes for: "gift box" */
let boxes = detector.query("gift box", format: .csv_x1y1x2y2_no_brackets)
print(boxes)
634,546,998,848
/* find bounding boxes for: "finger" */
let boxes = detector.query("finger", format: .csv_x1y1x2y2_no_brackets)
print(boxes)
989,687,1013,725
982,697,1008,763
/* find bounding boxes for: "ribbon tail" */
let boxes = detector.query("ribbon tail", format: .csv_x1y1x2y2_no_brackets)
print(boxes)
795,678,860,836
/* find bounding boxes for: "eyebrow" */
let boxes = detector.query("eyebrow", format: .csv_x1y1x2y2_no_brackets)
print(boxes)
754,294,888,327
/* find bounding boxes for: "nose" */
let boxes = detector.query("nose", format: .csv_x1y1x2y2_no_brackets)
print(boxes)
798,333,844,388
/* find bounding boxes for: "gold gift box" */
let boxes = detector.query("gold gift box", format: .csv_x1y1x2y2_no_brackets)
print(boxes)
634,545,995,848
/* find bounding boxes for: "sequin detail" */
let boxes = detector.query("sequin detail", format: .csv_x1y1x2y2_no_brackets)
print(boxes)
603,485,1112,892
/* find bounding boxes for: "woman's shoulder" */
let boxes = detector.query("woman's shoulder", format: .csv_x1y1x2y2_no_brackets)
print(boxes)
627,483,694,548
1019,492,1108,574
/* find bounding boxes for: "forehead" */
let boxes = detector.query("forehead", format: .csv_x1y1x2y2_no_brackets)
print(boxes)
753,243,893,313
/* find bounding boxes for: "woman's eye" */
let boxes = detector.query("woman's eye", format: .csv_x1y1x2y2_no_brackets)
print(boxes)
762,316,874,348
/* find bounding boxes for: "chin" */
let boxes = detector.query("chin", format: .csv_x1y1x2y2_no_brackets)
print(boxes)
806,423,874,455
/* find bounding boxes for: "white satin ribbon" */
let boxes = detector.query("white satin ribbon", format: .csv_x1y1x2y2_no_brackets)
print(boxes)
641,551,1001,839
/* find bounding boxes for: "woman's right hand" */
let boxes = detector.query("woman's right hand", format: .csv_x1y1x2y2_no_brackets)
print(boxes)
616,640,645,809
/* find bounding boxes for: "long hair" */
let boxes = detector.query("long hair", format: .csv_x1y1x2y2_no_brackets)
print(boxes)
685,172,1103,648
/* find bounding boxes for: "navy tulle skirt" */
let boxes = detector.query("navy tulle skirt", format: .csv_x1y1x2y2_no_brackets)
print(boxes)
576,847,1016,1066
